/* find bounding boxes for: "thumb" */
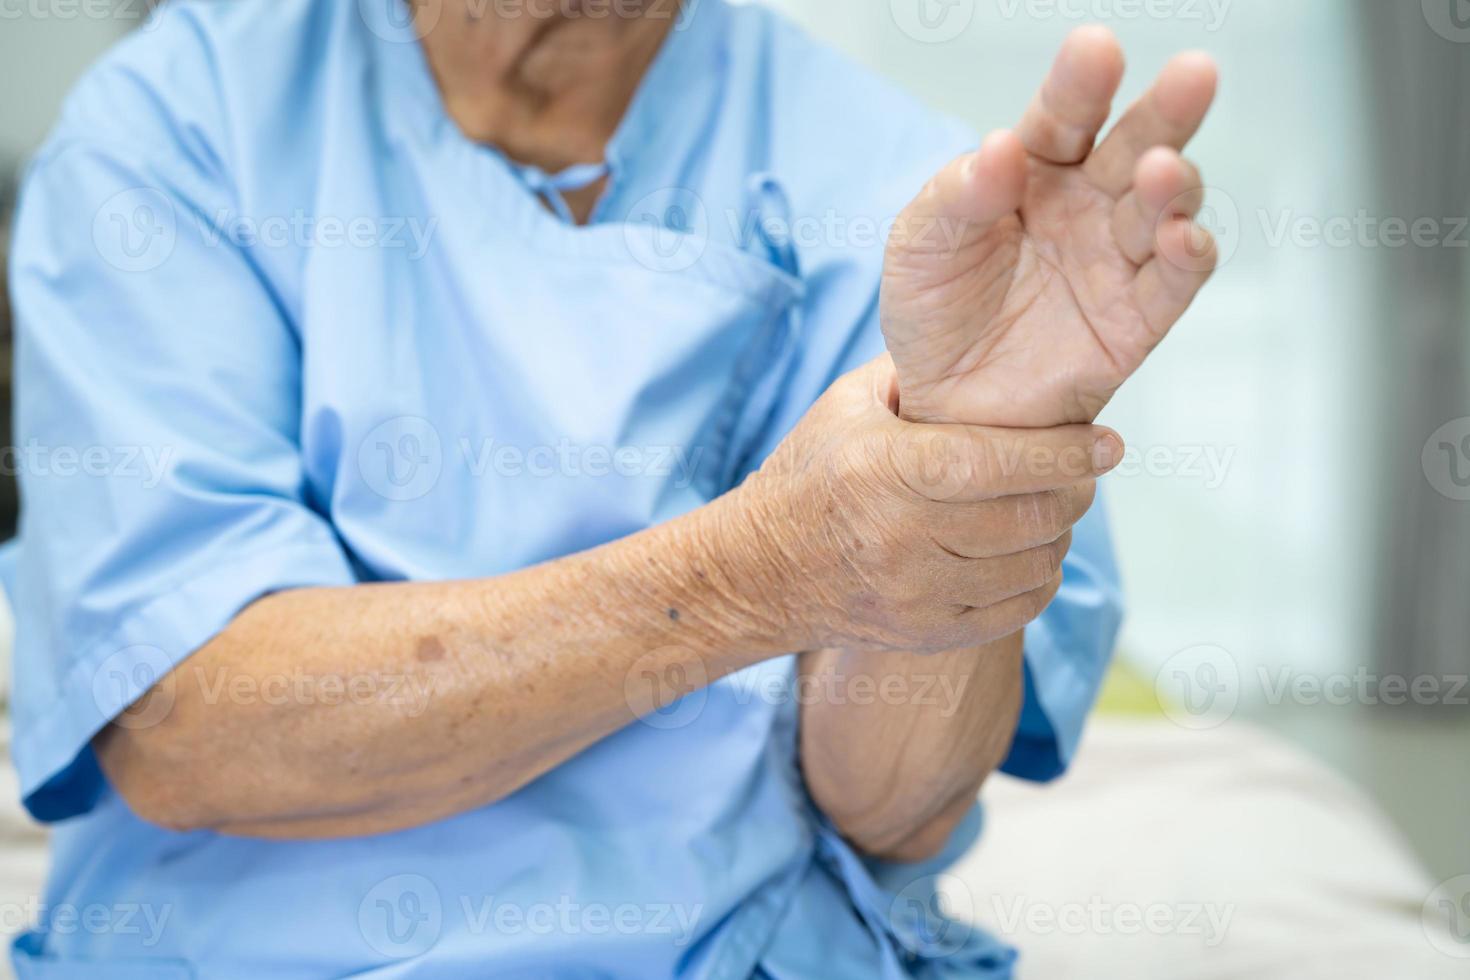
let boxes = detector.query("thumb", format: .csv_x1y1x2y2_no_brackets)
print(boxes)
889,130,1027,263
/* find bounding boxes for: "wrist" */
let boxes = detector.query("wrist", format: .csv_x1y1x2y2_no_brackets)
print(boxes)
685,482,811,657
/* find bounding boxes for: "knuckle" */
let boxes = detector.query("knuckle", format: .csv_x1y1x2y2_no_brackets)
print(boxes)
897,428,978,501
1049,529,1073,570
1033,488,1066,537
1024,574,1063,619
1190,225,1220,267
1072,479,1098,517
1028,546,1057,588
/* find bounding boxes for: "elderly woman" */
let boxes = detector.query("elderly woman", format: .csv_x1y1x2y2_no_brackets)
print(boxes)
7,0,1215,976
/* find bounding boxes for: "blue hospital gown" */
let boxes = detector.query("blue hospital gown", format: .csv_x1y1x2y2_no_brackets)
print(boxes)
6,0,1123,976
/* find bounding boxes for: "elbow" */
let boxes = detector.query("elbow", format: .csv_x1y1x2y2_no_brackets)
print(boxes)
836,799,969,865
93,723,223,833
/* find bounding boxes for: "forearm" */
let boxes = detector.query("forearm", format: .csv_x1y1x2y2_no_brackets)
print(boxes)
798,634,1024,862
95,492,785,838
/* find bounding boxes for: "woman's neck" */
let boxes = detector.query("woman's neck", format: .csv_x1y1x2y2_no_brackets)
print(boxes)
415,0,676,220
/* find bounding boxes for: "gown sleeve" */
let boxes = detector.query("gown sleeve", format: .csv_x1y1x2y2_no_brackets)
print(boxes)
7,81,357,822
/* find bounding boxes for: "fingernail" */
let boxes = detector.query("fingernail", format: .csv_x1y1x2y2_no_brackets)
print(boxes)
1093,433,1123,472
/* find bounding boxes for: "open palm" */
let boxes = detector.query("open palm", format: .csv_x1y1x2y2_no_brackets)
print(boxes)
881,28,1220,428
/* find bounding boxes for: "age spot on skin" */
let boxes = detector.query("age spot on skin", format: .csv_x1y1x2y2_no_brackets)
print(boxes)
416,635,448,663
667,608,681,622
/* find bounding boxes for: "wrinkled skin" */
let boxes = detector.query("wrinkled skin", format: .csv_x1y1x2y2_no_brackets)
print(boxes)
732,357,1114,655
881,27,1220,428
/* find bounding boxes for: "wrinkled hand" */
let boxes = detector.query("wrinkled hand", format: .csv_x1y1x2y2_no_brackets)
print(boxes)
727,358,1118,655
881,26,1219,428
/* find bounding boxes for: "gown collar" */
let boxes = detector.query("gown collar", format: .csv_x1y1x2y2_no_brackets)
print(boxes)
368,0,731,222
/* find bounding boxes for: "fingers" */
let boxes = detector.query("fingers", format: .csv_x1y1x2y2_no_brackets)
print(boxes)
1084,50,1218,197
1133,217,1218,341
1111,148,1203,265
961,569,1065,640
887,422,1122,502
1016,25,1126,164
942,531,1072,609
934,482,1096,558
890,131,1027,258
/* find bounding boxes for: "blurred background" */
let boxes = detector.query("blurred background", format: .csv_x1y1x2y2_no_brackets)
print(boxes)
751,0,1470,885
0,0,1466,972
